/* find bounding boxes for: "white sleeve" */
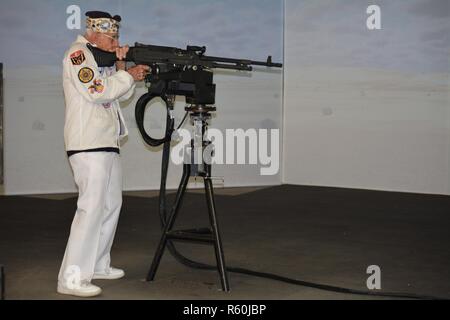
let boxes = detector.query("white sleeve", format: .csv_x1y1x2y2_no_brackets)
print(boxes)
119,83,136,102
66,45,134,104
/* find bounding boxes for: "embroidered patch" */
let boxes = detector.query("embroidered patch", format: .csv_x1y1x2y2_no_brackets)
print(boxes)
78,67,94,83
88,79,104,94
70,50,86,65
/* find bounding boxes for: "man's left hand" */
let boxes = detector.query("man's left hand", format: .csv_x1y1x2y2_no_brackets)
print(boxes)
115,46,129,70
115,45,129,60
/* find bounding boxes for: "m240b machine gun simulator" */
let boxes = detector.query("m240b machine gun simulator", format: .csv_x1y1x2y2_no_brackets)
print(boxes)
89,42,281,107
88,42,283,292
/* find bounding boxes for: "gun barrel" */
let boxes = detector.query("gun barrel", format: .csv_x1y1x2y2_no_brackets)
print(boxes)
251,59,283,68
87,43,283,70
201,55,282,68
212,62,253,71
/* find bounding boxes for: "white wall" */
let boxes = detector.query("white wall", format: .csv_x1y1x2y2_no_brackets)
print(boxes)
0,0,284,195
3,0,450,196
3,67,282,195
283,0,450,195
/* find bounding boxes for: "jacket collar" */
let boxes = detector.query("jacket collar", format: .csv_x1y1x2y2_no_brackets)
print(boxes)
76,34,97,47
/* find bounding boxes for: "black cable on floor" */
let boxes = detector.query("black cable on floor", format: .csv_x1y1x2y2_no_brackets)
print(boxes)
225,267,447,300
158,137,446,300
136,97,448,301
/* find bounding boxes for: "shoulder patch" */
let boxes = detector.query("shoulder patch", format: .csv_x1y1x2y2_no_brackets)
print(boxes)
78,67,94,83
70,50,86,65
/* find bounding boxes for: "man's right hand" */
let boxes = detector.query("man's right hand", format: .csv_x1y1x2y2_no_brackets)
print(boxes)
127,65,150,81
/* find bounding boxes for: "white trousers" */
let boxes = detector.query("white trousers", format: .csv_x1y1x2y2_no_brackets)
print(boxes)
58,152,122,284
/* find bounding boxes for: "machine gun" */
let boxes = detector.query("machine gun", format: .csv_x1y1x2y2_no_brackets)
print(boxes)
88,42,281,110
88,42,283,292
88,42,282,146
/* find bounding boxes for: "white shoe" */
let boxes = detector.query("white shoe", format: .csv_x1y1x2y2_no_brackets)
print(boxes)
57,281,102,298
93,267,125,280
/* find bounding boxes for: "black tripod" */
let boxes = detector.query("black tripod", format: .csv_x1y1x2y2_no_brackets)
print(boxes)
146,104,230,292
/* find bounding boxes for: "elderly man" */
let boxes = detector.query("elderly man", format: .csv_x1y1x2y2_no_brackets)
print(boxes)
58,11,149,297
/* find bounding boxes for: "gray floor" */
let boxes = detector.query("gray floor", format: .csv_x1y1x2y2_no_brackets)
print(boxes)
0,185,449,300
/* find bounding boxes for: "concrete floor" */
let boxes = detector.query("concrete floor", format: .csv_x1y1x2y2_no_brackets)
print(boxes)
0,184,449,300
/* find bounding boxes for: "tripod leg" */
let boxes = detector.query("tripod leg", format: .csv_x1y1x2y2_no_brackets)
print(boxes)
147,164,191,281
204,177,230,292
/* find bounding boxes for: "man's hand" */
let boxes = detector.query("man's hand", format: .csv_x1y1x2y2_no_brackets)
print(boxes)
127,65,150,81
115,45,129,60
114,46,129,71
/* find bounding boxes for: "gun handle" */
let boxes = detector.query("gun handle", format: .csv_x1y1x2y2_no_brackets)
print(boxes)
87,44,135,67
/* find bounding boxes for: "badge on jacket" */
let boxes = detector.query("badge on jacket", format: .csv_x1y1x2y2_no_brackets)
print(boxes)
88,79,104,94
78,67,94,83
70,50,86,65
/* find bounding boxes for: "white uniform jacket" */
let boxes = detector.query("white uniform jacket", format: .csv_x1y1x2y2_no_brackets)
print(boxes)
63,35,135,151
